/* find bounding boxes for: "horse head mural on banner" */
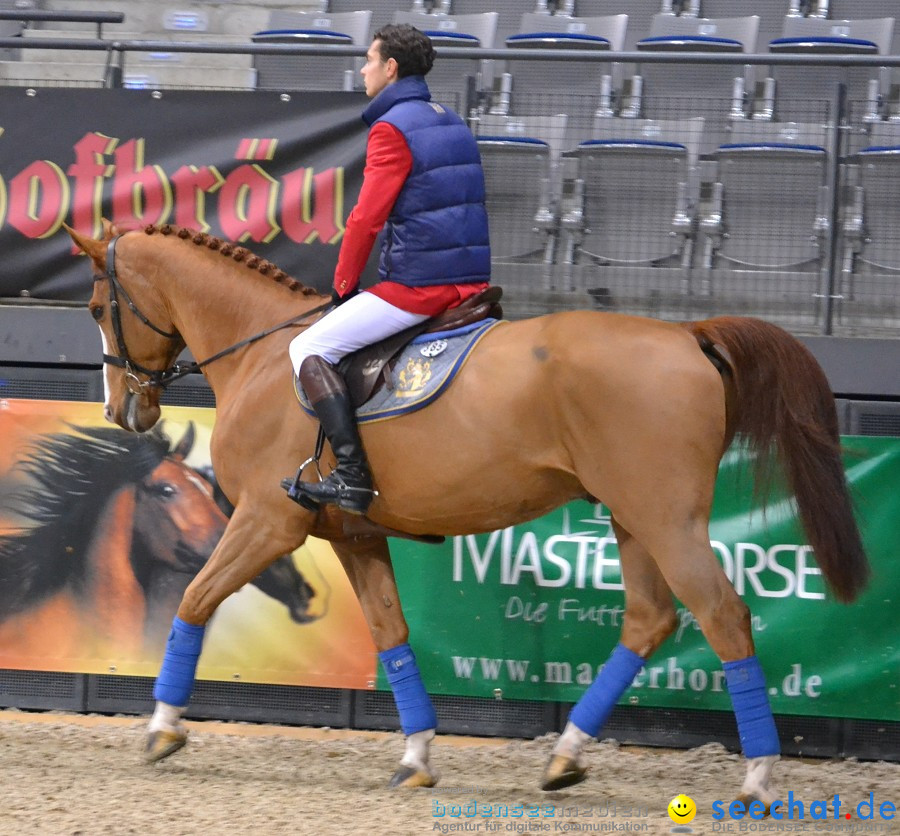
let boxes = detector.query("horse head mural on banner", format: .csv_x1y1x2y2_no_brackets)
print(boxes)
0,420,320,660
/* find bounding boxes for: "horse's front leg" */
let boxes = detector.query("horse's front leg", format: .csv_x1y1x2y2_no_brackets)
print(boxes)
145,501,310,762
331,535,438,789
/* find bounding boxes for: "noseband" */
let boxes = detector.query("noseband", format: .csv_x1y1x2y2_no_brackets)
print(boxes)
97,234,332,393
99,235,186,394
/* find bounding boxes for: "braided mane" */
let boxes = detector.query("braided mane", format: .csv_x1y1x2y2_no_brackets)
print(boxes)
142,225,321,297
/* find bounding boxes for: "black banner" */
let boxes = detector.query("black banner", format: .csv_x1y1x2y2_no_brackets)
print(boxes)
0,88,369,300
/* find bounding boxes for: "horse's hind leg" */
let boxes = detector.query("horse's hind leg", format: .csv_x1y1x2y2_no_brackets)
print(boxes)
145,500,309,762
629,515,781,809
542,519,678,790
330,535,438,789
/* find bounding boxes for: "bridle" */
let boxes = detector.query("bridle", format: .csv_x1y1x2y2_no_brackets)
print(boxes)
97,234,332,394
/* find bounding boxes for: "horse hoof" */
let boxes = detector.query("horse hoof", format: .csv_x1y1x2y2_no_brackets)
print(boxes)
144,729,188,763
540,755,587,791
388,765,437,789
736,793,771,818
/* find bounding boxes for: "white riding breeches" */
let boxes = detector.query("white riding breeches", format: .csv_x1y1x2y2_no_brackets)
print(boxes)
289,291,430,376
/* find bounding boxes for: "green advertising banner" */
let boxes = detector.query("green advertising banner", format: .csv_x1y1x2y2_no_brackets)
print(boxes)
386,437,900,722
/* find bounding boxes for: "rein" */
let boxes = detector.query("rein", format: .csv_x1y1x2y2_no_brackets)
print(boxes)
98,235,332,393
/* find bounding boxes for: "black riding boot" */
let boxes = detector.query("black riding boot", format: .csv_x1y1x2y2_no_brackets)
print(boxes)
285,355,375,515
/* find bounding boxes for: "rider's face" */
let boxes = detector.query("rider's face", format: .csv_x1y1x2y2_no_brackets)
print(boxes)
361,40,396,98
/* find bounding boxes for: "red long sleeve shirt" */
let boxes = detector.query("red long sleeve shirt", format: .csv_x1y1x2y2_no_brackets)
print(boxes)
333,121,489,316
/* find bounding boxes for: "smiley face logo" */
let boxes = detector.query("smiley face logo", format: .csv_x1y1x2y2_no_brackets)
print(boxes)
667,794,697,824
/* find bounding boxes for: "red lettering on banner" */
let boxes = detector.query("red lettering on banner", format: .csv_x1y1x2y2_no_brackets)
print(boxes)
235,138,254,159
4,132,349,248
7,160,69,239
256,139,276,160
218,163,280,243
234,138,278,161
67,132,117,242
281,167,344,245
170,165,224,232
110,138,173,228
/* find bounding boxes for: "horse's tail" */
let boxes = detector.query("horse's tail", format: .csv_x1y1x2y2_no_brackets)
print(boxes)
685,316,869,603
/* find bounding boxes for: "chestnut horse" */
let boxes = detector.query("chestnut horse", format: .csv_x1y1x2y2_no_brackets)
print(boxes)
66,223,868,801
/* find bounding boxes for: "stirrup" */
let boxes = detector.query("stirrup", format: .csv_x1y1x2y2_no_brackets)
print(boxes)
282,456,323,512
295,472,377,516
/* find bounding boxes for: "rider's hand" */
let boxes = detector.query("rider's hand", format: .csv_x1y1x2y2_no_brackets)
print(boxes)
331,287,359,307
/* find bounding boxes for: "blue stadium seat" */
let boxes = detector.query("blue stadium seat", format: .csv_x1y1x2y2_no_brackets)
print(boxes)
556,0,660,50
632,15,759,150
501,11,627,121
837,120,900,330
392,10,497,112
700,120,831,273
850,123,900,275
473,113,569,272
564,116,704,272
766,16,895,122
252,10,372,92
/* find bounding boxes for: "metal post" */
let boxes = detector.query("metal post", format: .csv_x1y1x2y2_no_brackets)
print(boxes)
821,81,846,336
103,46,123,88
464,73,477,119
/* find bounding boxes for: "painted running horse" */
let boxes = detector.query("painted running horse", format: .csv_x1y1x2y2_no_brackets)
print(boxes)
0,422,317,655
0,423,224,657
66,223,868,805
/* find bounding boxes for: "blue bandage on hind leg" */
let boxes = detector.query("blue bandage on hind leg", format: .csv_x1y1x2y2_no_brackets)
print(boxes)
379,643,437,736
724,656,780,758
153,617,206,708
570,644,645,737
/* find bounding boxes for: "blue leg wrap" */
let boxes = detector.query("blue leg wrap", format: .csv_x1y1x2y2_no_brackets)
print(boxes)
569,644,645,737
379,643,437,736
153,617,206,708
724,656,781,758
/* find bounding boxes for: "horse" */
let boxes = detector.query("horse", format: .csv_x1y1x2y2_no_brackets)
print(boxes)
65,222,868,804
0,422,317,658
189,462,317,628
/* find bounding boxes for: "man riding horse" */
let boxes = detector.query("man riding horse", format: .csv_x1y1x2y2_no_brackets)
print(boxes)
284,24,491,516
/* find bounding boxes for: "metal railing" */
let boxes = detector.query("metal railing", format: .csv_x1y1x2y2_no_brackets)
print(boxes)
0,9,124,38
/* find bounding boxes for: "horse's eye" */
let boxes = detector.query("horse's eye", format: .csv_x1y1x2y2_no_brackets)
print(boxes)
150,483,177,499
90,306,103,321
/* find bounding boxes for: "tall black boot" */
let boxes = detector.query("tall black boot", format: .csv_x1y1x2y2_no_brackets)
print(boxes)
284,356,375,516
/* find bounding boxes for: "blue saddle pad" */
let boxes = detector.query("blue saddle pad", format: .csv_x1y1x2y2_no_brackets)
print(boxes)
296,318,504,424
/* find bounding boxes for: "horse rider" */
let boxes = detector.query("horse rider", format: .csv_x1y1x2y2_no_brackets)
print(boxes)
285,23,491,516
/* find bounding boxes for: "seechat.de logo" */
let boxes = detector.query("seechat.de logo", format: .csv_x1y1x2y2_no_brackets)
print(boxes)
668,794,698,832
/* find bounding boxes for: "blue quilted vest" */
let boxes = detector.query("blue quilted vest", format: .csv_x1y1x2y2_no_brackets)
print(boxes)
362,76,491,287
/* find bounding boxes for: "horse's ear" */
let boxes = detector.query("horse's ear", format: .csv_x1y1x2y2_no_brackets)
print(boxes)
63,223,106,261
100,218,123,239
172,422,196,461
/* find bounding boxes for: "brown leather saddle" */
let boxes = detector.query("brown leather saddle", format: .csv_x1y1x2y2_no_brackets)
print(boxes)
337,285,503,408
298,286,502,546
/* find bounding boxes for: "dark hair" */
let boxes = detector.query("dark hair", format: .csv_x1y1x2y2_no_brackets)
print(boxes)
372,24,435,78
